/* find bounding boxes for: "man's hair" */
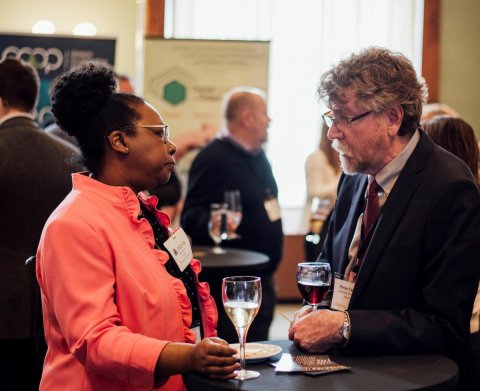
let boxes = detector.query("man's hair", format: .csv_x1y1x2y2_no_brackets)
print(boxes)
0,58,39,112
318,47,428,136
222,86,266,122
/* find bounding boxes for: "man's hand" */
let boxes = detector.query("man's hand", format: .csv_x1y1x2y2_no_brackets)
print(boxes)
287,305,312,335
288,309,344,353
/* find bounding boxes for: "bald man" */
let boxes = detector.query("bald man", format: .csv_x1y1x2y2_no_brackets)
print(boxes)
181,87,283,343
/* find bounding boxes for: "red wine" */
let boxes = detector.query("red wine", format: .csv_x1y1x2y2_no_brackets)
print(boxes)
297,281,329,305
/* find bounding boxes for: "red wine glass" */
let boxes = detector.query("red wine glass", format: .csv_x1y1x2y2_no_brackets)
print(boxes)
296,262,332,310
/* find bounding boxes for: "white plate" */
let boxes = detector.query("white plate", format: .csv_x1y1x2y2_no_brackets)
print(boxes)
229,343,283,362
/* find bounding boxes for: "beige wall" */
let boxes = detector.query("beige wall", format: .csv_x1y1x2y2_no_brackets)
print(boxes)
440,0,480,137
1,1,478,137
0,0,137,78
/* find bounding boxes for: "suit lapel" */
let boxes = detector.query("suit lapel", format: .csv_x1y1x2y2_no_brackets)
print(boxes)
349,132,434,306
334,175,368,273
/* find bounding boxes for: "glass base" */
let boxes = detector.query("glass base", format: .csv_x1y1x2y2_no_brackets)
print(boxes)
235,369,260,380
212,246,226,254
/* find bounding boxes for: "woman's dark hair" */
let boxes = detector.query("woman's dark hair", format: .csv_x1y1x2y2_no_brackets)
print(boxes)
424,115,479,185
50,64,144,174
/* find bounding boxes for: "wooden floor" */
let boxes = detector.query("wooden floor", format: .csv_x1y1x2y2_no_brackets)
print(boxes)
268,303,300,341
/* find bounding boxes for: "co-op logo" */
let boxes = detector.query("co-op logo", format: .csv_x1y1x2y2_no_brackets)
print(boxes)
1,46,63,75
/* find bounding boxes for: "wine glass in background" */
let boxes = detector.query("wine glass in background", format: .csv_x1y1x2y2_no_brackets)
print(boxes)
304,197,332,261
222,276,262,380
305,197,332,243
208,203,229,254
296,262,332,311
224,190,242,239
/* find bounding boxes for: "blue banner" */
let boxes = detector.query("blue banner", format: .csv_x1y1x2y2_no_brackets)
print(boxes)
0,33,116,124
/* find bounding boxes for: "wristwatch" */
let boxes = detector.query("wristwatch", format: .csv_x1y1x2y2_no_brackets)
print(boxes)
341,311,351,342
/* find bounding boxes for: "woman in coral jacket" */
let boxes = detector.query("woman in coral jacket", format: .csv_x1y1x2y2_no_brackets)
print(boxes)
36,65,239,391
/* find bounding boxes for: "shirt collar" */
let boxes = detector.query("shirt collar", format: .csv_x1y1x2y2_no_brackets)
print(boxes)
0,112,34,126
374,129,420,194
221,129,263,156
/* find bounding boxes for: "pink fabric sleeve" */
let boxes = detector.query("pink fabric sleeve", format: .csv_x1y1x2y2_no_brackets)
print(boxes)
38,217,167,389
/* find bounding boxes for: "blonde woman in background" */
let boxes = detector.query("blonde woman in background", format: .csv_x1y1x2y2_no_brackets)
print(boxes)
303,122,341,229
302,122,341,259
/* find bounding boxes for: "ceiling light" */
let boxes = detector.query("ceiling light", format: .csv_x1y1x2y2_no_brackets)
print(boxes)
72,22,97,36
32,20,56,34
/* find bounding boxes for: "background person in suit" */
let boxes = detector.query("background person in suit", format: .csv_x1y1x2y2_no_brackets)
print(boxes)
181,87,283,343
423,115,480,390
288,47,480,390
0,58,82,390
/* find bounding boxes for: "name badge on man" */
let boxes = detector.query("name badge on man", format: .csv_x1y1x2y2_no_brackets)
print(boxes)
331,277,354,311
264,197,281,222
163,228,193,272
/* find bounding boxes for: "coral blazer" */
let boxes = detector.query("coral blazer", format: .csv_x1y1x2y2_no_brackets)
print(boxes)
36,174,217,391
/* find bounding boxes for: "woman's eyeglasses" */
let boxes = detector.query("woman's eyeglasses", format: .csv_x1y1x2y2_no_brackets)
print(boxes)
122,124,169,143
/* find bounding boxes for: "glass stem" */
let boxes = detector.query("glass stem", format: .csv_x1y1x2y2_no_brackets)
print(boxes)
237,326,247,372
212,240,222,254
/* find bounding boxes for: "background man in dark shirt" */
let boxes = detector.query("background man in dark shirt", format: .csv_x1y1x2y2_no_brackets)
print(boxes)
182,87,283,342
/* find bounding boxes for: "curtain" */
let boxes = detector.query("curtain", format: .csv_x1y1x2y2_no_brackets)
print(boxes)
170,0,424,212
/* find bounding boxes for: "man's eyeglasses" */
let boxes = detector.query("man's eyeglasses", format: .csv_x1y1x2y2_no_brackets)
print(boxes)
122,124,169,143
322,110,373,128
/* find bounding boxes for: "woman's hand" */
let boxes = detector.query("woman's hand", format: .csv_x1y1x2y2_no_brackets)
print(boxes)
155,337,239,385
191,337,240,380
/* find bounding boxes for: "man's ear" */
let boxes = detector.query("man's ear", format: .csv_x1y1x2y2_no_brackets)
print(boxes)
240,108,253,128
386,105,404,136
0,97,8,118
107,130,130,154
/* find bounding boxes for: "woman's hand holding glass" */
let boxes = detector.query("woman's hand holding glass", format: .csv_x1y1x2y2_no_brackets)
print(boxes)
190,337,240,380
154,337,239,384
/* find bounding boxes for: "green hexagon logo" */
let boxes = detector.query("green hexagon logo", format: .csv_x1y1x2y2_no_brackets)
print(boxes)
163,80,186,105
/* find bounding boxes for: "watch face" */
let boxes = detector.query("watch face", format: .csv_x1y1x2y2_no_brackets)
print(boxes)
342,324,348,339
342,313,350,340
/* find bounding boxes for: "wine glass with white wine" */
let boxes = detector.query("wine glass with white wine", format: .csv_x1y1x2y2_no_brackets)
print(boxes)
222,276,262,380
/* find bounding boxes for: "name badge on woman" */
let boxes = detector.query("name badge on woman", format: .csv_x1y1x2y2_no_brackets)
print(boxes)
163,228,193,272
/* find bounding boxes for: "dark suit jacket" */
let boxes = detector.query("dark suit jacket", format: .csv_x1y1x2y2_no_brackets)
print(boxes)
0,117,82,339
321,131,480,389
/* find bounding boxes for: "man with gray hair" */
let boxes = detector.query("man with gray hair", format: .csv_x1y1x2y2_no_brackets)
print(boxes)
182,87,283,343
0,58,81,390
288,47,480,390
